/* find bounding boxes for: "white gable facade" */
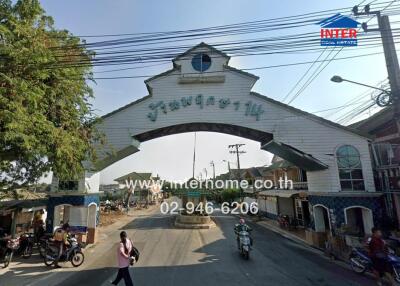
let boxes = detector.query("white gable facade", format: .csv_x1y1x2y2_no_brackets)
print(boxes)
94,43,375,195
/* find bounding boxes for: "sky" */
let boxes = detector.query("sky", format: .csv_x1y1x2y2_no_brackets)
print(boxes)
38,0,399,184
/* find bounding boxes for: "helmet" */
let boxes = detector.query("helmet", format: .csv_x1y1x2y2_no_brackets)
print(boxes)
239,218,245,225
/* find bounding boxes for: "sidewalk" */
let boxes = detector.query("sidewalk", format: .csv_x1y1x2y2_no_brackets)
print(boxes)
255,217,311,248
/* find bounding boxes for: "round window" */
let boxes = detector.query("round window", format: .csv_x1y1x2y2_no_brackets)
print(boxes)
336,145,361,169
191,53,211,72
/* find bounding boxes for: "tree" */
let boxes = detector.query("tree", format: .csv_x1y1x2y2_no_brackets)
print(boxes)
0,0,100,189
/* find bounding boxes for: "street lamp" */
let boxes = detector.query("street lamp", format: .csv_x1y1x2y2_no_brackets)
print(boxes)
331,75,393,107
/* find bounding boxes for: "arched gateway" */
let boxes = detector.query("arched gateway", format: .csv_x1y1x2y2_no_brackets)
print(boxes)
48,43,382,239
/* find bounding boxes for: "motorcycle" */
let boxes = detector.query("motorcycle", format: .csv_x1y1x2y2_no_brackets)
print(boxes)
277,214,290,229
14,233,34,259
237,230,251,260
44,235,84,267
38,233,53,258
349,247,400,283
0,238,19,268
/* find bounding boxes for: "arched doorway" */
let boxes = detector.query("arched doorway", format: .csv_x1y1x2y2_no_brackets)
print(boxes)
53,204,72,231
313,205,331,233
344,206,374,236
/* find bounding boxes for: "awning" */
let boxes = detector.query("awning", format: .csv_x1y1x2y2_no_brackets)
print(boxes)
0,199,48,213
261,141,328,171
21,206,46,213
258,190,303,198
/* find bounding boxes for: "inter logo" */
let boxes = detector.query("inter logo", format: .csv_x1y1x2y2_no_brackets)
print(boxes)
318,13,360,47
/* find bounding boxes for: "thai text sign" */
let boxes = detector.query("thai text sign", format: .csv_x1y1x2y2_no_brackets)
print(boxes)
147,94,264,122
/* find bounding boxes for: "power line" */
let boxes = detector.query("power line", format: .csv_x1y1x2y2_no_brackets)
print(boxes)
282,0,395,105
83,50,386,81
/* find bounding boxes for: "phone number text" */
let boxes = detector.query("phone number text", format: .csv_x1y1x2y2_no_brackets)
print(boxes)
160,201,258,215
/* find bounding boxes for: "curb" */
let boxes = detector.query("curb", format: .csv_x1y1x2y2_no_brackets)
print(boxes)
253,217,371,277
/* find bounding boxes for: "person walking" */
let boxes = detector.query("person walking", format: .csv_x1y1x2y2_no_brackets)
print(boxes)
111,231,134,286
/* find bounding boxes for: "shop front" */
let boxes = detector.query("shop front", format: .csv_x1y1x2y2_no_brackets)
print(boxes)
294,194,311,228
46,194,99,244
0,199,47,238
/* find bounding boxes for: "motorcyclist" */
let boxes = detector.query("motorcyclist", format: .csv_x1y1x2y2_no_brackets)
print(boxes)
234,218,253,249
366,227,395,285
53,223,70,268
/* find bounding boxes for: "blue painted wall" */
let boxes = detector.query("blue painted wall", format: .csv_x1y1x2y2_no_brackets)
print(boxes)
308,195,383,231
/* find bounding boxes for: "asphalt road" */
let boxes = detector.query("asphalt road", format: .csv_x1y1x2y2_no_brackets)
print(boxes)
49,210,375,286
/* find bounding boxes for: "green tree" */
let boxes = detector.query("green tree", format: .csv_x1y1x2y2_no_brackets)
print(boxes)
221,188,240,203
0,0,100,189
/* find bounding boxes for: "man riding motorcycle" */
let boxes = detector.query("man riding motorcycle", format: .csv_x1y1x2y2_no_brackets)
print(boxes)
53,223,70,268
234,219,253,249
366,227,395,285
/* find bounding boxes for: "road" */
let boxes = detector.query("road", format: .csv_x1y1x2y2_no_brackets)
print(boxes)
1,209,375,286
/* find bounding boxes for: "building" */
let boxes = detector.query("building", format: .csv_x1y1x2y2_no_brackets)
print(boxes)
114,172,162,203
256,156,310,227
0,199,47,238
99,184,121,199
53,42,381,240
351,106,400,228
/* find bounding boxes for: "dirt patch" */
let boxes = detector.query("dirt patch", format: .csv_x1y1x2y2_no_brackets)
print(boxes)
99,210,126,227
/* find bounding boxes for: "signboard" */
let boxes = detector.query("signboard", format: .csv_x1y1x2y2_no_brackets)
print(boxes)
147,95,264,122
318,13,360,47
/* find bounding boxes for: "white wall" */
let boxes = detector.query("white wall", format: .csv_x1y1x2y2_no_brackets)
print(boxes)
96,45,375,194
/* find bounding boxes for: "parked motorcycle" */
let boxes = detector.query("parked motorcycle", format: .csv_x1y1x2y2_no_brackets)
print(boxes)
38,233,53,258
44,235,84,267
14,233,34,259
277,214,289,228
0,238,19,268
349,247,400,283
237,230,251,260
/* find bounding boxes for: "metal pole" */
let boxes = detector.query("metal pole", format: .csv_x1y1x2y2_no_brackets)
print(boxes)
355,5,400,226
192,132,197,179
210,161,215,181
235,144,241,182
355,8,400,115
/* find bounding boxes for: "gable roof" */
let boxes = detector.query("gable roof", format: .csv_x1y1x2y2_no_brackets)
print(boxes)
349,106,391,133
100,43,370,140
319,14,360,28
173,42,230,62
114,172,152,183
250,92,371,139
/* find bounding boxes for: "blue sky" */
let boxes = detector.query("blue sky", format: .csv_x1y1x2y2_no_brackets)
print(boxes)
39,0,396,183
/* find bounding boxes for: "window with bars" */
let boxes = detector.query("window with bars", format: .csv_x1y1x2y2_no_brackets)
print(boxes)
336,145,365,191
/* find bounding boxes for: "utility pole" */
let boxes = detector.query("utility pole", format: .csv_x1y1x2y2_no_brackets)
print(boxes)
222,160,232,178
353,4,400,224
192,133,197,179
353,5,400,116
228,144,246,200
210,161,215,181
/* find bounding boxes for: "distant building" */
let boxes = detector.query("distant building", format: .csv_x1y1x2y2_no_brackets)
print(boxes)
351,106,400,228
114,172,162,203
99,184,121,198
